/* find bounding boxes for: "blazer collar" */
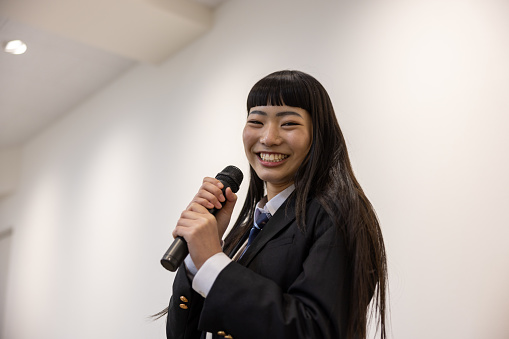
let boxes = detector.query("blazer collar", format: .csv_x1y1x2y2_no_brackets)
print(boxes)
237,195,296,266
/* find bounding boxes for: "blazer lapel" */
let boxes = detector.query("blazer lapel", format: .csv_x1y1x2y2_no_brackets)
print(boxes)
228,227,250,259
237,196,296,267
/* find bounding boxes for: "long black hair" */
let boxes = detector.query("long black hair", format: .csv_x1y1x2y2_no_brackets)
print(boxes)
223,70,388,339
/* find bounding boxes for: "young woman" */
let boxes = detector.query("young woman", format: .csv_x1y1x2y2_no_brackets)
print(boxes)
163,70,387,339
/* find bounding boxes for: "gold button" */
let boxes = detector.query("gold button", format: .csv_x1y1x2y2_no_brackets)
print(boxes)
217,331,226,336
180,296,188,303
225,335,233,339
179,303,188,310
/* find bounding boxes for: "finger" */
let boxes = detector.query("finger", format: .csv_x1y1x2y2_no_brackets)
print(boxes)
191,181,226,209
201,180,226,201
172,213,209,237
172,212,218,240
191,196,215,210
172,224,197,239
193,186,225,209
177,214,201,226
179,207,211,223
172,226,182,238
201,178,225,200
186,202,211,214
202,177,224,190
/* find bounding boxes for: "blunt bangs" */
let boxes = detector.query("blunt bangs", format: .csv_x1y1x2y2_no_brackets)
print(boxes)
247,70,313,113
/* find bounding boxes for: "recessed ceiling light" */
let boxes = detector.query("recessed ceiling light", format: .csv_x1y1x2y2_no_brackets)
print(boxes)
4,40,28,55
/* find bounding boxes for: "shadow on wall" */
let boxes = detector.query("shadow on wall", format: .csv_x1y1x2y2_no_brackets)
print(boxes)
0,228,13,336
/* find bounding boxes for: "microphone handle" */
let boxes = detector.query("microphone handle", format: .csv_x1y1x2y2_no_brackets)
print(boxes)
160,236,188,272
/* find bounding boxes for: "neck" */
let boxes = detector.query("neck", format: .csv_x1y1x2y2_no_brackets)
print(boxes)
266,181,294,201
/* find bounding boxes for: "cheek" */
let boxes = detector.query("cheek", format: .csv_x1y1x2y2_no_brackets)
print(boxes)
304,136,313,155
304,129,313,153
293,135,312,157
242,128,253,152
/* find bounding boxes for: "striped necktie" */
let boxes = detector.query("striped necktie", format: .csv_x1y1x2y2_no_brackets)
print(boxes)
240,211,271,258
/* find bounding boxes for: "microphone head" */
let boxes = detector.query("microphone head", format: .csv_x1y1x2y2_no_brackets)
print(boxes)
215,165,243,193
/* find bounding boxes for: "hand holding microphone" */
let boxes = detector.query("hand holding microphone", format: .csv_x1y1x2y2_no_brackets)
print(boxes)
161,166,243,271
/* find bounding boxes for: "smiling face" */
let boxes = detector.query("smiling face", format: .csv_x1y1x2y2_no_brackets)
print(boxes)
243,105,313,199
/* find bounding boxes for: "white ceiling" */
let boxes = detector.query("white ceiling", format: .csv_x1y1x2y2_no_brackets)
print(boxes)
0,0,227,149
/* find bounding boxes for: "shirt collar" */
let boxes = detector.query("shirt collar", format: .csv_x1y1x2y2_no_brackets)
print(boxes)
255,184,295,217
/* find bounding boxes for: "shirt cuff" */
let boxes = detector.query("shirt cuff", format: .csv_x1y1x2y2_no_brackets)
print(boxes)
192,252,231,298
184,254,198,278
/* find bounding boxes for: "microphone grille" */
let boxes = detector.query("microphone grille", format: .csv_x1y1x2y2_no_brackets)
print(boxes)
215,165,243,193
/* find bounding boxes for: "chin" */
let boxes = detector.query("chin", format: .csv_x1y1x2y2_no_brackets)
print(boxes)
258,174,290,186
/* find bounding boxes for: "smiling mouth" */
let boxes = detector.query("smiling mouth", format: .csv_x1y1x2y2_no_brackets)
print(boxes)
258,152,289,162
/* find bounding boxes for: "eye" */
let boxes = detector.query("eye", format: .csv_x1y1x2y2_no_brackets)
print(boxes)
247,119,263,126
282,121,300,127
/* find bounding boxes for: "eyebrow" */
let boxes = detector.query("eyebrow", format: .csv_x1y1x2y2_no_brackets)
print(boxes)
248,110,304,118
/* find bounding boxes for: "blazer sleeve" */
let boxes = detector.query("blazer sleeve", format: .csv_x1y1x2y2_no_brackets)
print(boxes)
166,263,205,339
197,210,350,339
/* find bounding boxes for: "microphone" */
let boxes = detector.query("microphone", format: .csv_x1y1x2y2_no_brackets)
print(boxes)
160,165,244,272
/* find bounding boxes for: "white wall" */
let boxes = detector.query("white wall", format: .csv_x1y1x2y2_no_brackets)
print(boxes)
1,0,509,338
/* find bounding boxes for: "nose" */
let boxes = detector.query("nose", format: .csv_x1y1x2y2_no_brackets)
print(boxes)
260,124,281,146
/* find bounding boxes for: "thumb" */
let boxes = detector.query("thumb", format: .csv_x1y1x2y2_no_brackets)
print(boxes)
218,187,237,216
215,187,237,234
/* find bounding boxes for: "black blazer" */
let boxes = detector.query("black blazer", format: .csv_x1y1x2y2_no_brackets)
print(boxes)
166,196,350,339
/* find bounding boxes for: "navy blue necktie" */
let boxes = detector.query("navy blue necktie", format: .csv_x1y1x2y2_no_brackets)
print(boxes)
240,211,271,258
248,212,271,245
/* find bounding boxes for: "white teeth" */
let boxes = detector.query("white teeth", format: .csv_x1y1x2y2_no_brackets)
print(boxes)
259,153,288,162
